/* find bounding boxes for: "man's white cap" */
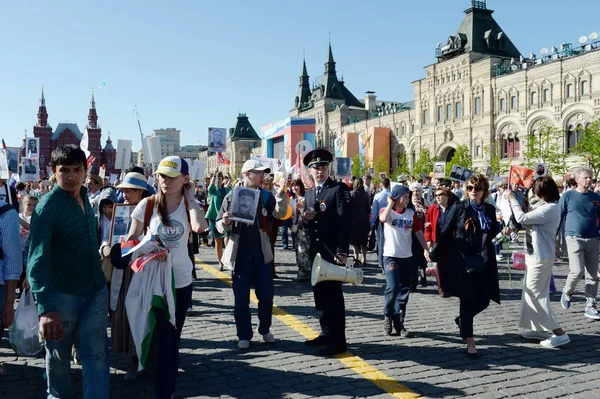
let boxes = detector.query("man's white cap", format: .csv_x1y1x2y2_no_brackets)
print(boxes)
241,159,271,174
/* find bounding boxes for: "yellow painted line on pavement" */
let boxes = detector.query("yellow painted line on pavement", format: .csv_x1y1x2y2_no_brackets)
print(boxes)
196,260,421,399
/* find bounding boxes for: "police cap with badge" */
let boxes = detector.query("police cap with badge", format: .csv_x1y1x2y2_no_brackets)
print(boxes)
303,148,333,168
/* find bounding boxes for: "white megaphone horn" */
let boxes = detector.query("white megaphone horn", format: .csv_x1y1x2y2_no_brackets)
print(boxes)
311,253,364,286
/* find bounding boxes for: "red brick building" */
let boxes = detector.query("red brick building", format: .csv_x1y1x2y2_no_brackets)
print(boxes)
30,88,116,176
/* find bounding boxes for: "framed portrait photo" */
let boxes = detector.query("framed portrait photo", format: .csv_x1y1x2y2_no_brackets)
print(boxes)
230,186,260,225
208,127,227,153
433,162,446,179
21,157,40,182
534,163,547,178
26,137,40,157
109,204,136,247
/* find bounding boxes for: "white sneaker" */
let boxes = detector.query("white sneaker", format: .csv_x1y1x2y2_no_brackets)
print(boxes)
540,333,570,348
262,332,276,344
238,340,250,349
496,254,504,262
520,330,550,340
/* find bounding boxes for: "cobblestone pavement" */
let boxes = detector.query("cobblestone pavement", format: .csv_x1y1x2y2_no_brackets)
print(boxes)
1,243,600,399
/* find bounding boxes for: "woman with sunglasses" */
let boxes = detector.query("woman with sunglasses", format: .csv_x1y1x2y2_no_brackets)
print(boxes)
431,175,500,358
424,186,453,297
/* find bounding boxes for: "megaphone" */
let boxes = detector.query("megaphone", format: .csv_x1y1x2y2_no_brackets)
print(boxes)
311,253,364,286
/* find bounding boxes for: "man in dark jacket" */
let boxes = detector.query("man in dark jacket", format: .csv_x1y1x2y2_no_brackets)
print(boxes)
301,148,352,356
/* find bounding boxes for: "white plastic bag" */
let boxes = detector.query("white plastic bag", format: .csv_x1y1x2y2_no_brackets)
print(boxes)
9,290,43,356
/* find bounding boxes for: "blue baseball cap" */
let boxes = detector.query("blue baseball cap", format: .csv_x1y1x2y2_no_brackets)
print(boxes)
390,184,410,200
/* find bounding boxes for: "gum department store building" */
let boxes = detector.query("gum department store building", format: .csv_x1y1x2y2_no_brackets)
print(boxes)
288,0,600,172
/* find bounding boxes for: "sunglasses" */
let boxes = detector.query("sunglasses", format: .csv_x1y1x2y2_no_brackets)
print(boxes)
466,185,484,192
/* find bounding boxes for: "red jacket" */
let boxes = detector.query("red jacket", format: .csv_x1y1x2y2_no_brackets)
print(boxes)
425,205,442,243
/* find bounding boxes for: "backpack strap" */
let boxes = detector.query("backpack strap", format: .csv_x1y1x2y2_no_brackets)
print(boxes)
143,195,155,233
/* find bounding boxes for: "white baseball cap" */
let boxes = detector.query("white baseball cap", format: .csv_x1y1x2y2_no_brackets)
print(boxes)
155,156,189,178
241,159,271,174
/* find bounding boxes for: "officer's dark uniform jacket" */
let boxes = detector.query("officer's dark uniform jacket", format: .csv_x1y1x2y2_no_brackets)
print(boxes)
304,177,351,262
303,176,351,348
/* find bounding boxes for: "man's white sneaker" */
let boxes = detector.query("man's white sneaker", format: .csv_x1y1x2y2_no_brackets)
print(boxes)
238,340,250,349
520,330,549,340
496,254,504,262
540,333,570,348
262,332,276,344
584,307,600,320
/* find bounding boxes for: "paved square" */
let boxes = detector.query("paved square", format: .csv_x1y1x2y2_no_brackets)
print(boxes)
1,244,599,398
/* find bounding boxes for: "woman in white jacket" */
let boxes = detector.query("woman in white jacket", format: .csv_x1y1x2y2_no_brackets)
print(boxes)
503,176,569,348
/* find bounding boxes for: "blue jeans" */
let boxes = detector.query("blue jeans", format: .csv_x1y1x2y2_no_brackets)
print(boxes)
383,256,413,325
281,219,295,248
45,287,109,399
232,259,274,340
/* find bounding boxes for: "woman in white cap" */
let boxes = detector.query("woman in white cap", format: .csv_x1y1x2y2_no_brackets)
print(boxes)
110,172,149,381
126,156,208,397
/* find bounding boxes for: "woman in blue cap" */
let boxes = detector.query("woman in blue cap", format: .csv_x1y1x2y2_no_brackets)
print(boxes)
379,184,430,337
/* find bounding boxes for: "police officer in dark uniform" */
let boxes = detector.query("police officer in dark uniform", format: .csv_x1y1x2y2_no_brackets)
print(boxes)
301,148,352,356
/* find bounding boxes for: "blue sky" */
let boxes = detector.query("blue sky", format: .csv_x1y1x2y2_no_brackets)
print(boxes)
1,0,599,151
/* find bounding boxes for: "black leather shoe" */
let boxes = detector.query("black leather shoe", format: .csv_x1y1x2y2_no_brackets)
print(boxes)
304,335,329,347
317,344,347,357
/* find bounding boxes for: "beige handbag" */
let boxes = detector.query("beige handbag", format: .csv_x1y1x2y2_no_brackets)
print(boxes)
101,257,113,283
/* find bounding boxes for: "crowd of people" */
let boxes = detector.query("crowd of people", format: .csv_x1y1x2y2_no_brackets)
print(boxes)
1,144,600,398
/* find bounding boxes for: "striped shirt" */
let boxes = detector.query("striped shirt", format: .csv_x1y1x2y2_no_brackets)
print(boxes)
0,200,23,284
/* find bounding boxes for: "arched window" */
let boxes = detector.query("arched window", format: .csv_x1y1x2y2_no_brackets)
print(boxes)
499,98,506,111
502,135,520,158
543,89,551,103
567,124,584,152
510,95,518,109
582,80,590,95
531,91,538,105
422,110,429,124
566,84,574,98
475,97,482,114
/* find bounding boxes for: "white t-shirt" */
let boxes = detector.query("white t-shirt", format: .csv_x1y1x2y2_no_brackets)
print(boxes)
381,208,421,259
131,197,192,289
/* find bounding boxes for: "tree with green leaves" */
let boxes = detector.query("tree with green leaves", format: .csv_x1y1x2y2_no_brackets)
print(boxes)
391,152,410,181
574,120,600,179
370,155,390,186
521,122,567,177
412,148,434,177
350,154,372,179
446,145,472,176
483,144,511,177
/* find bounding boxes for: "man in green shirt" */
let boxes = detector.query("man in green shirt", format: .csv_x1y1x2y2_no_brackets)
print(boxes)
27,145,109,398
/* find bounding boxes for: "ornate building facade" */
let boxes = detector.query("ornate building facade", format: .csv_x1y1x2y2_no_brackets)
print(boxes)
290,0,600,172
30,88,116,176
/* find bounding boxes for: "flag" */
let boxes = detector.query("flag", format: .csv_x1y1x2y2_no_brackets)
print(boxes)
217,152,231,165
120,239,140,257
86,155,96,171
509,165,535,188
80,128,91,158
1,138,6,150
